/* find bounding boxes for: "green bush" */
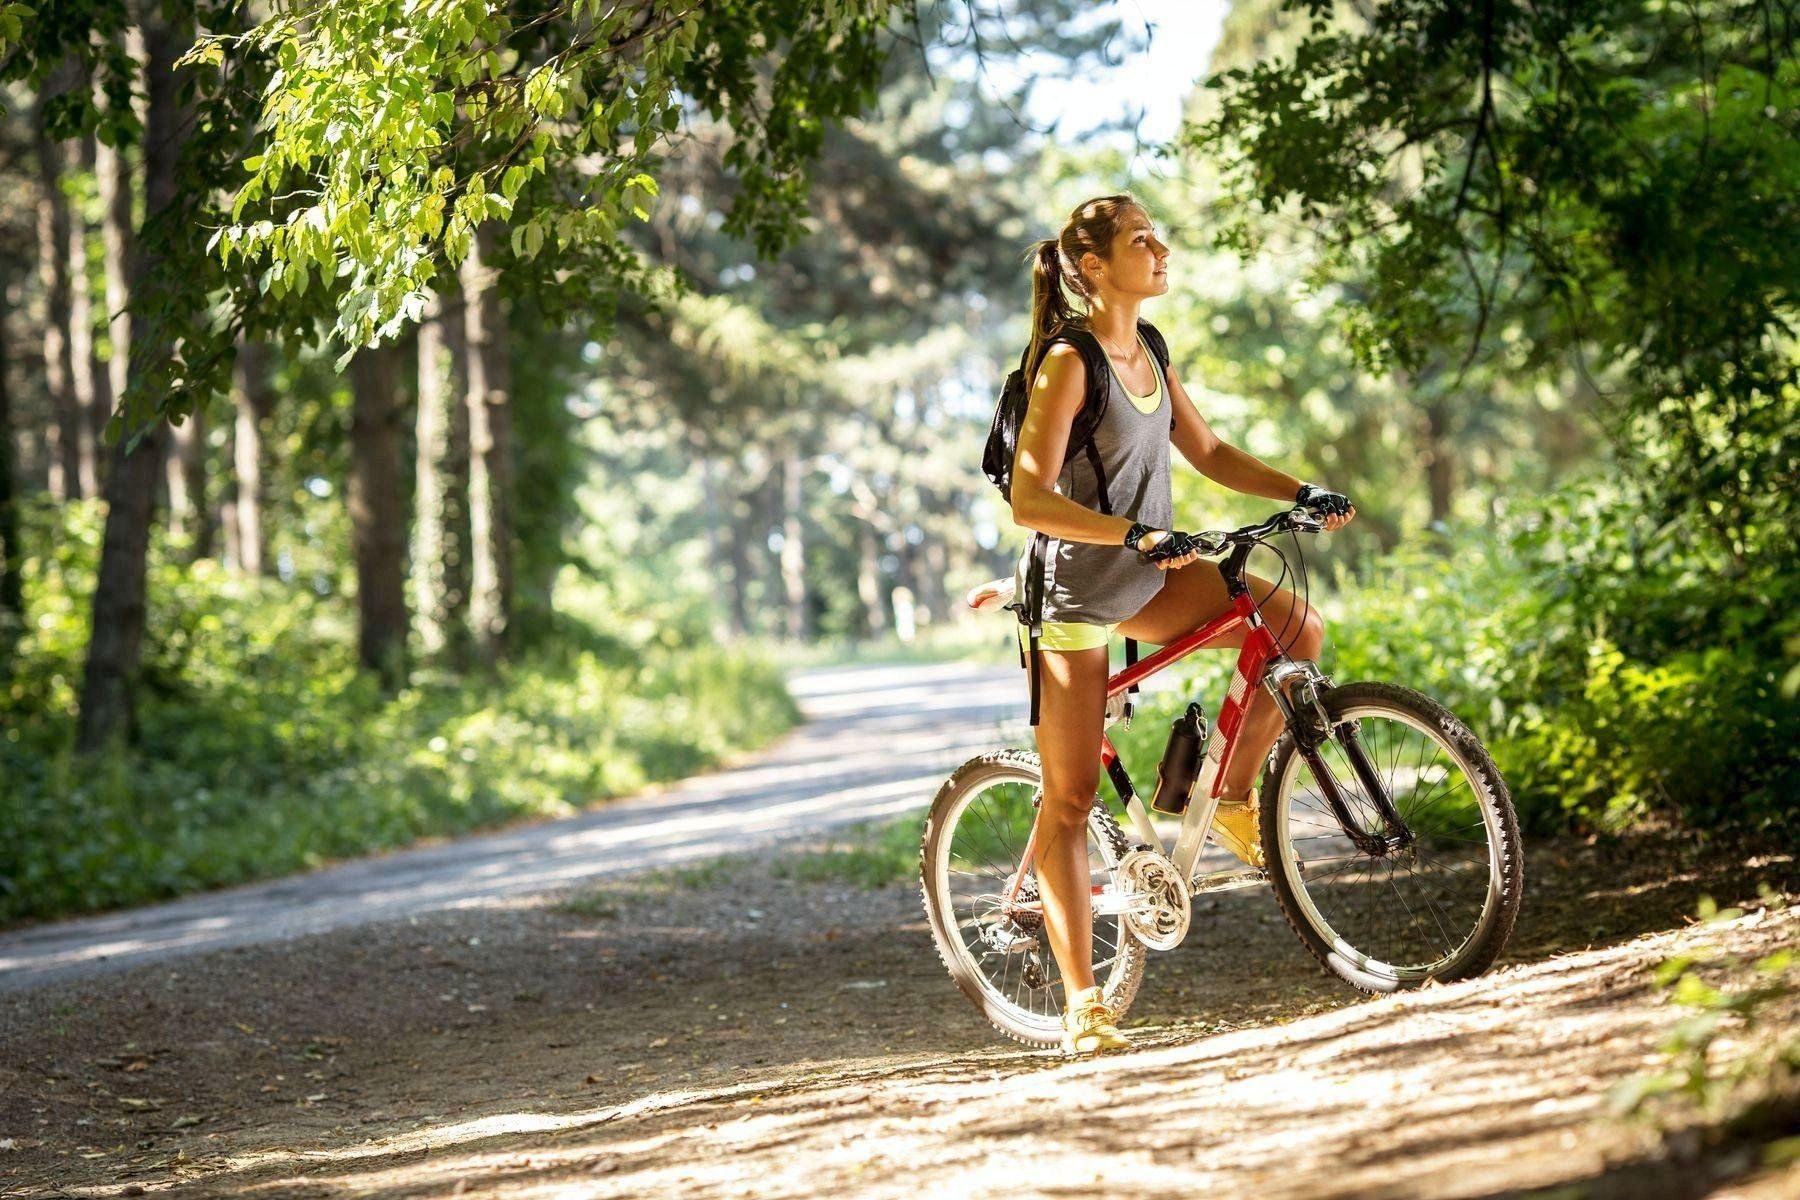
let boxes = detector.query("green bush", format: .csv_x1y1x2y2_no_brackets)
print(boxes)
0,503,800,925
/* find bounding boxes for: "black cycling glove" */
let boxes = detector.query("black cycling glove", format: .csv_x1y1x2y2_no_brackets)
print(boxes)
1137,529,1201,564
1295,482,1353,517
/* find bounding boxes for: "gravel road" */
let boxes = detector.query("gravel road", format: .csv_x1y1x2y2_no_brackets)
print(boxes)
0,660,1026,994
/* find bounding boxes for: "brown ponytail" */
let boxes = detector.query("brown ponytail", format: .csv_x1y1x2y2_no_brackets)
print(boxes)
1024,193,1143,373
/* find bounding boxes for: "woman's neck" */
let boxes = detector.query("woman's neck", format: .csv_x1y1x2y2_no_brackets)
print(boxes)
1085,293,1141,353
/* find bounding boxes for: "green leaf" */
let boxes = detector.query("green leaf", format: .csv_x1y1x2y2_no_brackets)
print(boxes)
1606,1069,1685,1115
1653,955,1695,988
1754,949,1794,975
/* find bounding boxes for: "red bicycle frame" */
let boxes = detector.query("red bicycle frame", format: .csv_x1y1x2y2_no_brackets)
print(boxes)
1001,569,1300,906
1100,584,1282,807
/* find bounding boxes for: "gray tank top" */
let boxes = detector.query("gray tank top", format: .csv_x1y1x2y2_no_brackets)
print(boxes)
1014,328,1172,626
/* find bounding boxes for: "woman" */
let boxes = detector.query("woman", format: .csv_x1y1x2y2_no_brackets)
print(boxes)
1009,194,1356,1055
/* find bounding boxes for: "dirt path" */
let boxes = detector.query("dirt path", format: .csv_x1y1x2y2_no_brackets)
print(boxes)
2,827,1794,1199
0,662,1023,994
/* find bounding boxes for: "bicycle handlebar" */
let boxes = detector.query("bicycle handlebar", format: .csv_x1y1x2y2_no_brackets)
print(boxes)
1189,505,1326,557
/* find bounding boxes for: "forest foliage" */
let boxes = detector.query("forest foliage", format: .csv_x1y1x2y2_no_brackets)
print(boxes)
0,1,1793,923
1200,0,1799,837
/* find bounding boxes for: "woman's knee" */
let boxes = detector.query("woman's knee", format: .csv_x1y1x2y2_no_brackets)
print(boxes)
1274,596,1325,658
1039,782,1099,832
1297,605,1326,657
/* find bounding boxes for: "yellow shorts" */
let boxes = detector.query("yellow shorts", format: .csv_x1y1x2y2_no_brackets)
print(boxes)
1017,620,1118,654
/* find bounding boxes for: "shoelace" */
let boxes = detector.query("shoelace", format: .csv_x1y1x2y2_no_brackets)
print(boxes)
1069,998,1118,1027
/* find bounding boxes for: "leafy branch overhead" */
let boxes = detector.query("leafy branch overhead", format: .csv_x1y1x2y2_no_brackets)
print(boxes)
1190,0,1799,565
215,0,902,356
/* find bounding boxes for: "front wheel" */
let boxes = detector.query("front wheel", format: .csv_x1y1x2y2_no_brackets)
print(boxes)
1260,681,1524,993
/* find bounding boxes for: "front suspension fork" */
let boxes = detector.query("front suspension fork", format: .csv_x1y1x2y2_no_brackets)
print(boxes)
1271,669,1414,857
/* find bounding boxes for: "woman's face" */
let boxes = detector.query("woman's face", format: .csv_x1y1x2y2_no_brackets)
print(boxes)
1086,206,1170,299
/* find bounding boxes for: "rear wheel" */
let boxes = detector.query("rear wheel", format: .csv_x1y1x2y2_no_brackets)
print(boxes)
1259,681,1523,992
920,749,1147,1047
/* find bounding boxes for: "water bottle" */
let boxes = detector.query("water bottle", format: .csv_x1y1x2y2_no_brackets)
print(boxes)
1150,702,1208,815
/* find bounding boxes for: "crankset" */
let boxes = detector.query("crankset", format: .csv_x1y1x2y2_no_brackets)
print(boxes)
1116,849,1191,951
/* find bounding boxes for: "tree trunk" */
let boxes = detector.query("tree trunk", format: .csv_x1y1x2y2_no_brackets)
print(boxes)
858,521,886,639
461,226,512,667
34,89,78,502
0,288,23,665
349,344,408,688
914,491,950,626
95,128,131,433
696,451,732,643
80,424,165,751
724,484,753,639
165,405,209,556
67,134,106,500
895,539,919,630
780,449,808,642
1420,399,1455,529
413,285,469,665
224,341,275,575
76,9,189,754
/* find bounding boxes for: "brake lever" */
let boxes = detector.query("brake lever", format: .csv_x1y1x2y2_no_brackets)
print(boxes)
1194,531,1230,556
1288,509,1326,533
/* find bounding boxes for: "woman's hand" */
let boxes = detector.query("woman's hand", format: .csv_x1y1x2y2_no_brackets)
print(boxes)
1135,529,1203,571
1296,483,1357,533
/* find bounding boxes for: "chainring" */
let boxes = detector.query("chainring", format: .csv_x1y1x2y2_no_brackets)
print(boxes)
1116,848,1192,951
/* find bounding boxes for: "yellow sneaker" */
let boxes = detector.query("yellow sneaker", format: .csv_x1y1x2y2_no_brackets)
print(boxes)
1211,796,1264,868
1061,985,1131,1055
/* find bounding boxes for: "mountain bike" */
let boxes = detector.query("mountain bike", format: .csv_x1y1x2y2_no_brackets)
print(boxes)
922,505,1524,1047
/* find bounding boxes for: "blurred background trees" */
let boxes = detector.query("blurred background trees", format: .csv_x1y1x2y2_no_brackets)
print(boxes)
0,0,1791,924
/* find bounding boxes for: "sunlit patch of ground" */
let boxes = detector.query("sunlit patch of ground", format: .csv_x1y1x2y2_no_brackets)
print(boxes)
0,832,1792,1199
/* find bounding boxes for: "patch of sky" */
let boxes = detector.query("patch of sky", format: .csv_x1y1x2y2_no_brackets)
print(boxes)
926,2,1228,153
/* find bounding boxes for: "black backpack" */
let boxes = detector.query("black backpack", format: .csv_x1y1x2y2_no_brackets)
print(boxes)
982,320,1173,727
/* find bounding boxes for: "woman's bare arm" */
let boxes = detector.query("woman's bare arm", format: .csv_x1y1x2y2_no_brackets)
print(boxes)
1009,345,1140,546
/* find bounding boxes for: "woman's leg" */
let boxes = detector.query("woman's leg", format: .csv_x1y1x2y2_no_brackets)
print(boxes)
1118,564,1325,801
1028,642,1111,994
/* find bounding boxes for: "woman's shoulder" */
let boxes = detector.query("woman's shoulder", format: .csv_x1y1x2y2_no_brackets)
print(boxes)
1034,340,1096,403
1040,324,1105,369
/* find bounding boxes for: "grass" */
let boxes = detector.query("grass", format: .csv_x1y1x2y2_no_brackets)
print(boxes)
647,856,755,890
556,892,623,919
0,505,805,925
770,812,927,890
555,813,932,917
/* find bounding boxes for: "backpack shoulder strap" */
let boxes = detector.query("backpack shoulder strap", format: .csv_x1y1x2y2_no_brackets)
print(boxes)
1137,318,1171,371
1136,319,1176,432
